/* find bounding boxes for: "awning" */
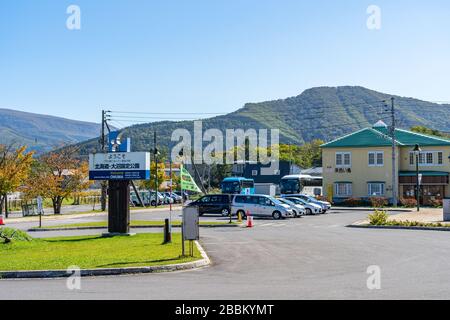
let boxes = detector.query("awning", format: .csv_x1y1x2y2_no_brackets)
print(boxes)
399,171,449,177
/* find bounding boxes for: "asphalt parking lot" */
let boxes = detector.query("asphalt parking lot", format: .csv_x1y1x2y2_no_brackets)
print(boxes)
2,208,450,300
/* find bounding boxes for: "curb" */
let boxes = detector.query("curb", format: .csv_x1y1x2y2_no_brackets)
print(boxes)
28,224,238,232
6,207,183,223
335,207,412,212
347,224,450,232
0,241,210,279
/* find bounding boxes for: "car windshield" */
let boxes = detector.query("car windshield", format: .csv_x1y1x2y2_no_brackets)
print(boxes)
279,198,295,206
289,198,306,205
270,197,283,205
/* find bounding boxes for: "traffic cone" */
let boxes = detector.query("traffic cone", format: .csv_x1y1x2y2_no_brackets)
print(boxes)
246,211,253,228
0,214,4,226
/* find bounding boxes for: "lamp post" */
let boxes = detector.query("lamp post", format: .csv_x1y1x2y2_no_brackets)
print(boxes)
413,144,421,212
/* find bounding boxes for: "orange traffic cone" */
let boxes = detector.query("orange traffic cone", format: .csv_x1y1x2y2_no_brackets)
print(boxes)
246,210,253,228
0,214,4,226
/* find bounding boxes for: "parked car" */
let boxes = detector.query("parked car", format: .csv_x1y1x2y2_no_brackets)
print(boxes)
277,198,306,218
130,191,162,207
174,191,190,202
186,194,233,216
284,197,322,215
232,194,293,220
165,192,182,203
158,192,174,204
285,194,331,213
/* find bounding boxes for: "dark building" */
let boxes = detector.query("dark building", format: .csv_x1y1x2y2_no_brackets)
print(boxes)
232,160,301,184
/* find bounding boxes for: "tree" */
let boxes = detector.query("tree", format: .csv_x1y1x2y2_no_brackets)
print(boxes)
0,144,34,217
410,126,450,139
139,162,167,191
23,147,91,214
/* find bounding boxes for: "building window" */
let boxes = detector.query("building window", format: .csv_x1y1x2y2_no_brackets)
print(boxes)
336,152,351,168
410,151,444,166
368,151,384,166
426,152,433,164
368,183,385,196
335,183,352,197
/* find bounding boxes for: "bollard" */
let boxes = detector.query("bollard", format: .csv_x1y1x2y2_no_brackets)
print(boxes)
237,212,242,223
163,218,171,244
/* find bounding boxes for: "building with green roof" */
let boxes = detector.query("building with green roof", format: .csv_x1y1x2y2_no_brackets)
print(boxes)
321,120,450,205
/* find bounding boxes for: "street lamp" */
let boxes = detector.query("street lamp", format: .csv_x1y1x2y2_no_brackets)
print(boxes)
413,144,422,212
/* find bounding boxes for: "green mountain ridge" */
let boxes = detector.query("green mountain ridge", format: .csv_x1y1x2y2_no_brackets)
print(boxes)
20,86,450,155
77,86,450,156
0,108,103,153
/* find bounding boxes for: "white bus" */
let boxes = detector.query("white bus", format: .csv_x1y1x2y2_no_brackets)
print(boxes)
280,174,323,197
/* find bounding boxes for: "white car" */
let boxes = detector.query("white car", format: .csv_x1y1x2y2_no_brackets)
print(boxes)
284,194,331,213
277,198,306,218
232,195,294,220
285,197,322,215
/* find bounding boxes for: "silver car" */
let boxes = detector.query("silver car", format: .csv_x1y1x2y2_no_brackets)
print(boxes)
277,198,306,218
232,194,293,220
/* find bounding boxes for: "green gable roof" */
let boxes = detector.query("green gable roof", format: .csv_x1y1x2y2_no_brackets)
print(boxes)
321,122,450,148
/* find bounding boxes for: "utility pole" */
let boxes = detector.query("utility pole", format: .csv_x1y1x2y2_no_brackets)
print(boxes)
154,131,158,208
389,97,398,207
100,110,107,211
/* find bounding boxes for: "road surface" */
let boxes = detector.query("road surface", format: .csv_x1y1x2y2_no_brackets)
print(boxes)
2,209,450,299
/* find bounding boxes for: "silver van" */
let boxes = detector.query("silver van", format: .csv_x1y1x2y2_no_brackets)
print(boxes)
232,194,293,220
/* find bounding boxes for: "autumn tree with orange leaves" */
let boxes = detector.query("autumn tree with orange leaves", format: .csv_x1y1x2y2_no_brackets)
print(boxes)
24,147,91,214
0,144,34,217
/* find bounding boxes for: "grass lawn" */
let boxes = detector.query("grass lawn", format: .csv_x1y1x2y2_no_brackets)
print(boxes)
32,220,233,229
0,233,200,271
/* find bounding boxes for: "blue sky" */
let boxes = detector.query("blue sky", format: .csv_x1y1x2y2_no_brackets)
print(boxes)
1,0,449,124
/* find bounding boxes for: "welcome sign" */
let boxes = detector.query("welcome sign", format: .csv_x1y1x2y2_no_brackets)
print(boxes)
89,152,150,180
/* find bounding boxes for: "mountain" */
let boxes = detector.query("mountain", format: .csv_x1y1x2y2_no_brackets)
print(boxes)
0,108,102,153
73,86,450,155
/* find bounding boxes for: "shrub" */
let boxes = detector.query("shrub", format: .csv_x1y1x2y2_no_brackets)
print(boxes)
369,197,388,208
342,197,366,207
400,198,417,208
428,199,443,208
0,227,33,244
368,210,389,225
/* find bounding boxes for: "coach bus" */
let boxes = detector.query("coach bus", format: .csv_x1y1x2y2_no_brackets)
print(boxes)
280,174,323,197
220,177,255,195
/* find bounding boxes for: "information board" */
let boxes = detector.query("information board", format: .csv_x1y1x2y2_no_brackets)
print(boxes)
89,152,150,180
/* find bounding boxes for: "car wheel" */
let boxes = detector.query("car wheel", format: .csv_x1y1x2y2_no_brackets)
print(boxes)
237,210,246,220
150,200,156,206
306,208,312,215
292,210,298,218
221,208,230,217
272,211,282,220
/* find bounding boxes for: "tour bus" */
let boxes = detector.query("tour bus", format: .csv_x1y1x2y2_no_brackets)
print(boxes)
221,177,255,195
280,174,323,197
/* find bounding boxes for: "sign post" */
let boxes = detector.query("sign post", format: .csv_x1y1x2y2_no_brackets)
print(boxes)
89,152,150,235
37,196,43,229
182,206,199,257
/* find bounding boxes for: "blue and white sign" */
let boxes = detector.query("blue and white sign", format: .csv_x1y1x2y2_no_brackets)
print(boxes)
89,152,150,180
